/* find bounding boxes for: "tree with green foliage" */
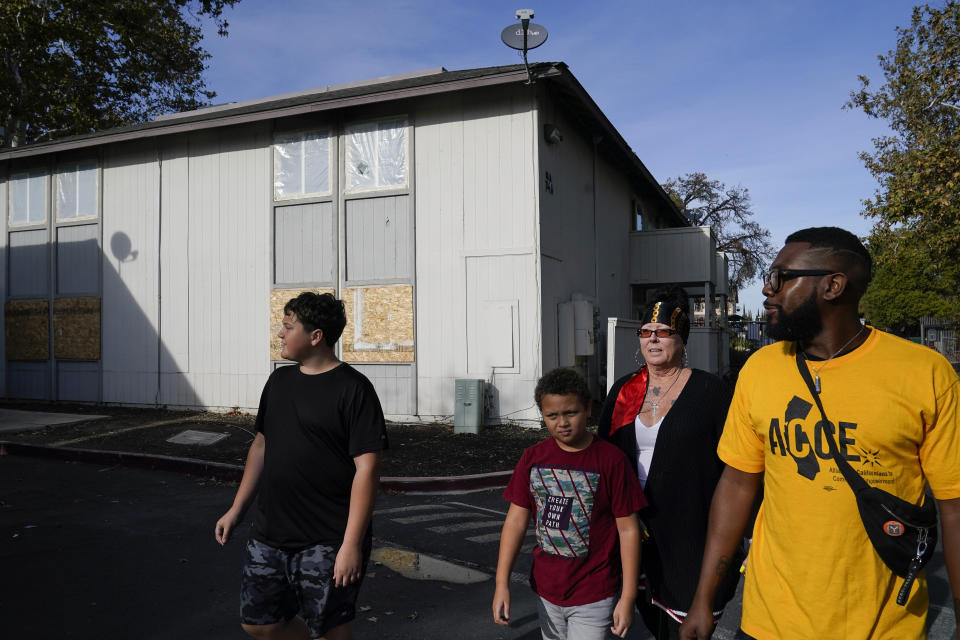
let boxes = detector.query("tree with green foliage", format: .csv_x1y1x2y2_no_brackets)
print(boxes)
1,0,238,148
662,172,776,299
847,2,960,326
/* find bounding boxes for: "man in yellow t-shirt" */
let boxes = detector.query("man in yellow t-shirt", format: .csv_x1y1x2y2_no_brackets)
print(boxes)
679,227,960,640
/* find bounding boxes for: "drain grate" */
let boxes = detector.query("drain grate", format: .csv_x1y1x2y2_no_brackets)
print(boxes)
166,429,228,446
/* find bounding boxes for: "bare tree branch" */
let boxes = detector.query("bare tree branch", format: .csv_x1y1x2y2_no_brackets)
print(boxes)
662,172,776,297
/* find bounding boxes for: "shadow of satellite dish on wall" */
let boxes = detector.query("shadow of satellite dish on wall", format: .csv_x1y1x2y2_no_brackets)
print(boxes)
110,232,138,263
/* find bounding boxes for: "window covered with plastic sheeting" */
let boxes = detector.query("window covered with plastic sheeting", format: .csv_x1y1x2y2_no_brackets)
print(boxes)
57,162,98,220
9,170,47,225
273,131,330,199
345,119,407,192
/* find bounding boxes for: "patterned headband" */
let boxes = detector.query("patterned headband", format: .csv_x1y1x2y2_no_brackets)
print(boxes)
641,301,688,331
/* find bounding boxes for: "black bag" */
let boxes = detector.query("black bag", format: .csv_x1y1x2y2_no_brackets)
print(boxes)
795,351,938,605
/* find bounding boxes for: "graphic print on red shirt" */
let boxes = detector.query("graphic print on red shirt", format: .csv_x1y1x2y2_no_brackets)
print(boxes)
532,466,599,558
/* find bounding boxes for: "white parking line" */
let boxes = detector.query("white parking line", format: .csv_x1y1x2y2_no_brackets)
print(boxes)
465,532,503,543
427,519,503,534
444,501,508,517
374,504,450,516
391,512,477,524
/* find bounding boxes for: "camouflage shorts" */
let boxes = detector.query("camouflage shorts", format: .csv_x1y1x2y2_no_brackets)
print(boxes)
240,537,370,637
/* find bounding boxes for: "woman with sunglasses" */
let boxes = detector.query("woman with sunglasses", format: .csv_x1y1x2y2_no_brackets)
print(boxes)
599,285,744,640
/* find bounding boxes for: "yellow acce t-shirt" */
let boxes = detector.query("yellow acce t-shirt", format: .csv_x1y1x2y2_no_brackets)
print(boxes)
719,327,960,640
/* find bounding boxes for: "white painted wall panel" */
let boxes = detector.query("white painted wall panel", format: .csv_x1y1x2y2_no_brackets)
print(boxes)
0,176,6,394
351,363,415,415
7,362,48,399
56,223,100,295
101,141,160,405
9,229,48,297
57,361,99,401
182,125,271,409
275,202,335,285
415,87,540,421
414,94,466,416
159,137,190,375
537,100,639,395
461,92,536,251
628,227,716,284
345,195,411,282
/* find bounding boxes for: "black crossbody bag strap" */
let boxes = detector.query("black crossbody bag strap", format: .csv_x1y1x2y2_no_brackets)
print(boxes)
794,351,869,492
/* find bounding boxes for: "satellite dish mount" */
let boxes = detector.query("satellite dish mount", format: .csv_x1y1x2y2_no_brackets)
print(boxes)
501,9,548,84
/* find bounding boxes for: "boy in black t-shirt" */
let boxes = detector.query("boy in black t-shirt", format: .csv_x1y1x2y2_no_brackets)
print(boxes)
215,292,388,640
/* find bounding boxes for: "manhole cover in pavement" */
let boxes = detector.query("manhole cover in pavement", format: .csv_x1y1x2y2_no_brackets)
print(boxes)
166,430,228,446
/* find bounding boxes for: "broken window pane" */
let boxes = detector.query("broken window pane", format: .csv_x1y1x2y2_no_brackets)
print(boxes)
346,119,407,192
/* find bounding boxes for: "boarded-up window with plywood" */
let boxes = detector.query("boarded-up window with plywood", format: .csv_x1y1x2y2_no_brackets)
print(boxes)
5,299,49,361
341,285,414,362
53,297,101,359
270,288,335,360
274,131,331,199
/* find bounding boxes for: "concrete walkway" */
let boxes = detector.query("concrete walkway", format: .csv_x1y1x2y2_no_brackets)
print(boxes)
0,408,107,433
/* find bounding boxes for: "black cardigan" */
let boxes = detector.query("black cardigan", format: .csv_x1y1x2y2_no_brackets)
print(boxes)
599,368,743,613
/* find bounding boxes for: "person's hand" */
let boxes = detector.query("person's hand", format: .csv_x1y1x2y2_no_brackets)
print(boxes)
678,601,713,639
610,595,635,637
333,542,363,588
492,584,511,625
215,508,240,546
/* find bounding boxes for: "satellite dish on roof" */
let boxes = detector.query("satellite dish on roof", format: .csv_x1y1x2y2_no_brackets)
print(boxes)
501,9,548,84
501,23,548,50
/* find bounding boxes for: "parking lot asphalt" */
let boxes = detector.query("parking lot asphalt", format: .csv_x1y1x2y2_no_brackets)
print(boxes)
0,455,542,640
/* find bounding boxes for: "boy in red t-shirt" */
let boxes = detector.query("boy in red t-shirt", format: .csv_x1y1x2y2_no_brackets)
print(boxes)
492,368,645,639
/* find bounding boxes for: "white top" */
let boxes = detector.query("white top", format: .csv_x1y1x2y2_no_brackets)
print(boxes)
634,415,664,489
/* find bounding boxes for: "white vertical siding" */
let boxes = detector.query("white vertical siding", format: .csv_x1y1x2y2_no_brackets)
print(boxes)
159,136,190,378
179,125,272,409
275,202,336,285
56,223,100,295
8,229,48,297
415,87,541,421
537,100,640,394
0,176,7,395
101,141,161,404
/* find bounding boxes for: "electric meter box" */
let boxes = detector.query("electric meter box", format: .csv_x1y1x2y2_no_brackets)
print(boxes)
454,378,485,434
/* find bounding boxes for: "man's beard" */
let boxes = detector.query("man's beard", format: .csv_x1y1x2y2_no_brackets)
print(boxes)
766,290,822,342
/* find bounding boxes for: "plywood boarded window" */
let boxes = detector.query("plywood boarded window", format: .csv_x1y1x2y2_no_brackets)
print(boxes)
5,299,49,360
341,285,414,362
56,162,98,220
345,119,407,192
9,170,47,226
270,288,335,360
53,297,101,360
274,131,331,199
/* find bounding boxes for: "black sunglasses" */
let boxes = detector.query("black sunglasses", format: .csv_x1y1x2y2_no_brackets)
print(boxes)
765,268,834,293
637,328,678,338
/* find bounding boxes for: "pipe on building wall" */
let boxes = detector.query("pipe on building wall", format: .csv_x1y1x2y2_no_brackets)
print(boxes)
155,147,162,406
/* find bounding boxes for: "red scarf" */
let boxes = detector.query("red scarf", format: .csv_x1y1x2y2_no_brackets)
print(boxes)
609,367,648,436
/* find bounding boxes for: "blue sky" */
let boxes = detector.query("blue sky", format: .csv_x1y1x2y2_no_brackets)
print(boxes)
200,0,916,315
